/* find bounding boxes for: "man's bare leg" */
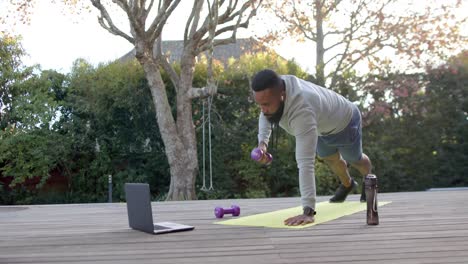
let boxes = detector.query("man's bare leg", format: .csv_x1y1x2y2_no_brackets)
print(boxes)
350,153,372,176
321,152,352,188
350,153,372,202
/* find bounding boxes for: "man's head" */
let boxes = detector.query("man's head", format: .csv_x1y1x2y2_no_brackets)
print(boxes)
251,69,285,123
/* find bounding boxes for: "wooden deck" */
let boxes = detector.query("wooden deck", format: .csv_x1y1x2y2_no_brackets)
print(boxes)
1,190,468,264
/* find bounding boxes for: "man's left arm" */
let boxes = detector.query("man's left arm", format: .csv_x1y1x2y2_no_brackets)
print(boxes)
284,118,318,226
295,126,318,213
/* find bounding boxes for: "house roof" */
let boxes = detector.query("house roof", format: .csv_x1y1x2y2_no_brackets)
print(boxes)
119,38,273,65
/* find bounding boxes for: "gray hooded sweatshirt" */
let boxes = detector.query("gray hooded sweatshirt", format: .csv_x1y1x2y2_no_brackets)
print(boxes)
257,75,354,209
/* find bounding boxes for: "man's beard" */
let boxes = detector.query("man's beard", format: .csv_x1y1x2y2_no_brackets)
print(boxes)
265,101,285,124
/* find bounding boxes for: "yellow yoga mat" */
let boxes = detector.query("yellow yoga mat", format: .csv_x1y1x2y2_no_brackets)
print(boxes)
215,201,391,229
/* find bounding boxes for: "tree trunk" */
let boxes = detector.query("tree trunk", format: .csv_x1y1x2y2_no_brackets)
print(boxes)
315,0,326,87
169,51,199,200
138,49,197,200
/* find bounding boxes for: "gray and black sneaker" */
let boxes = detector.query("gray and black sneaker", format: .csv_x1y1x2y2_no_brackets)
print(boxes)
329,178,358,203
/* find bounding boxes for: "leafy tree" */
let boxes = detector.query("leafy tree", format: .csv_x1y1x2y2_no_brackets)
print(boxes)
0,129,71,190
0,35,73,203
359,71,433,191
63,59,171,202
261,0,467,89
0,33,32,130
425,51,468,187
359,51,468,192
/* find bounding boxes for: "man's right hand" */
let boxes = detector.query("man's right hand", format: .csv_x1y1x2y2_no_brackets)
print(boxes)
284,214,315,226
258,142,267,152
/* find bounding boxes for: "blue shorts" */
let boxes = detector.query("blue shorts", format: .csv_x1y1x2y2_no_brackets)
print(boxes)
316,105,363,163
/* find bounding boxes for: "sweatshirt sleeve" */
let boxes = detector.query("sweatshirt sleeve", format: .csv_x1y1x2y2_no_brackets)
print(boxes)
290,111,318,210
257,112,272,146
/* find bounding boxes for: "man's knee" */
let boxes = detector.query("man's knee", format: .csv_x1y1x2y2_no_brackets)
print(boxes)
350,153,370,166
350,153,372,173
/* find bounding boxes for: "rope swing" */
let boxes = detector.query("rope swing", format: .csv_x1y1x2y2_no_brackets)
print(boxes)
200,95,214,191
200,0,218,192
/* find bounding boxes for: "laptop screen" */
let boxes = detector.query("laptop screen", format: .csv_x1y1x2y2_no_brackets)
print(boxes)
124,183,155,233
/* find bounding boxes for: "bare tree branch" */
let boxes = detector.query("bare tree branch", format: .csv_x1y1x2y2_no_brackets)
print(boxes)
327,0,392,88
324,40,345,52
155,36,181,90
129,0,146,26
91,0,135,44
197,1,253,55
323,29,347,38
342,46,383,73
193,0,258,45
110,0,145,37
205,0,219,90
212,0,240,27
329,42,351,88
144,0,155,17
323,0,342,17
129,0,140,16
147,0,182,44
184,1,204,43
112,0,130,12
324,52,344,66
291,0,316,41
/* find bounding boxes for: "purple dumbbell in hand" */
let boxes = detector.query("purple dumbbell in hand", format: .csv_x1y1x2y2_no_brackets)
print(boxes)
215,205,240,218
251,147,273,166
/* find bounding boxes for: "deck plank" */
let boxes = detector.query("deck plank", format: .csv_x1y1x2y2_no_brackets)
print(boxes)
1,190,468,264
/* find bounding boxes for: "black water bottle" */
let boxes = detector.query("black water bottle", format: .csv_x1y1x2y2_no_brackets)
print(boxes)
365,174,379,225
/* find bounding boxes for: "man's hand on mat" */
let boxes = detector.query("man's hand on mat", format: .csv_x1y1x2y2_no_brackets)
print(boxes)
284,214,315,226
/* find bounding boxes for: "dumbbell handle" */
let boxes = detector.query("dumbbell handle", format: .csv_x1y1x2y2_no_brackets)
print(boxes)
251,148,273,165
224,208,236,214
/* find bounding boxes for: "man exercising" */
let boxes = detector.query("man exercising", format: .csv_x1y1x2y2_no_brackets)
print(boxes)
252,69,372,226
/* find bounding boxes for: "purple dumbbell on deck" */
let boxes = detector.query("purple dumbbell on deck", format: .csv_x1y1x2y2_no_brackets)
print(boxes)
250,148,273,165
215,205,240,218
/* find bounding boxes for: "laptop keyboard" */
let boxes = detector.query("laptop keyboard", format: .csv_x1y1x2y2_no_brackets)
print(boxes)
154,225,171,230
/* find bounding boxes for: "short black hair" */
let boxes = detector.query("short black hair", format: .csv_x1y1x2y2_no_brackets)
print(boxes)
251,69,282,92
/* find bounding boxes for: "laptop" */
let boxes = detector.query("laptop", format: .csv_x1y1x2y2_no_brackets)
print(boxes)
124,183,194,234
